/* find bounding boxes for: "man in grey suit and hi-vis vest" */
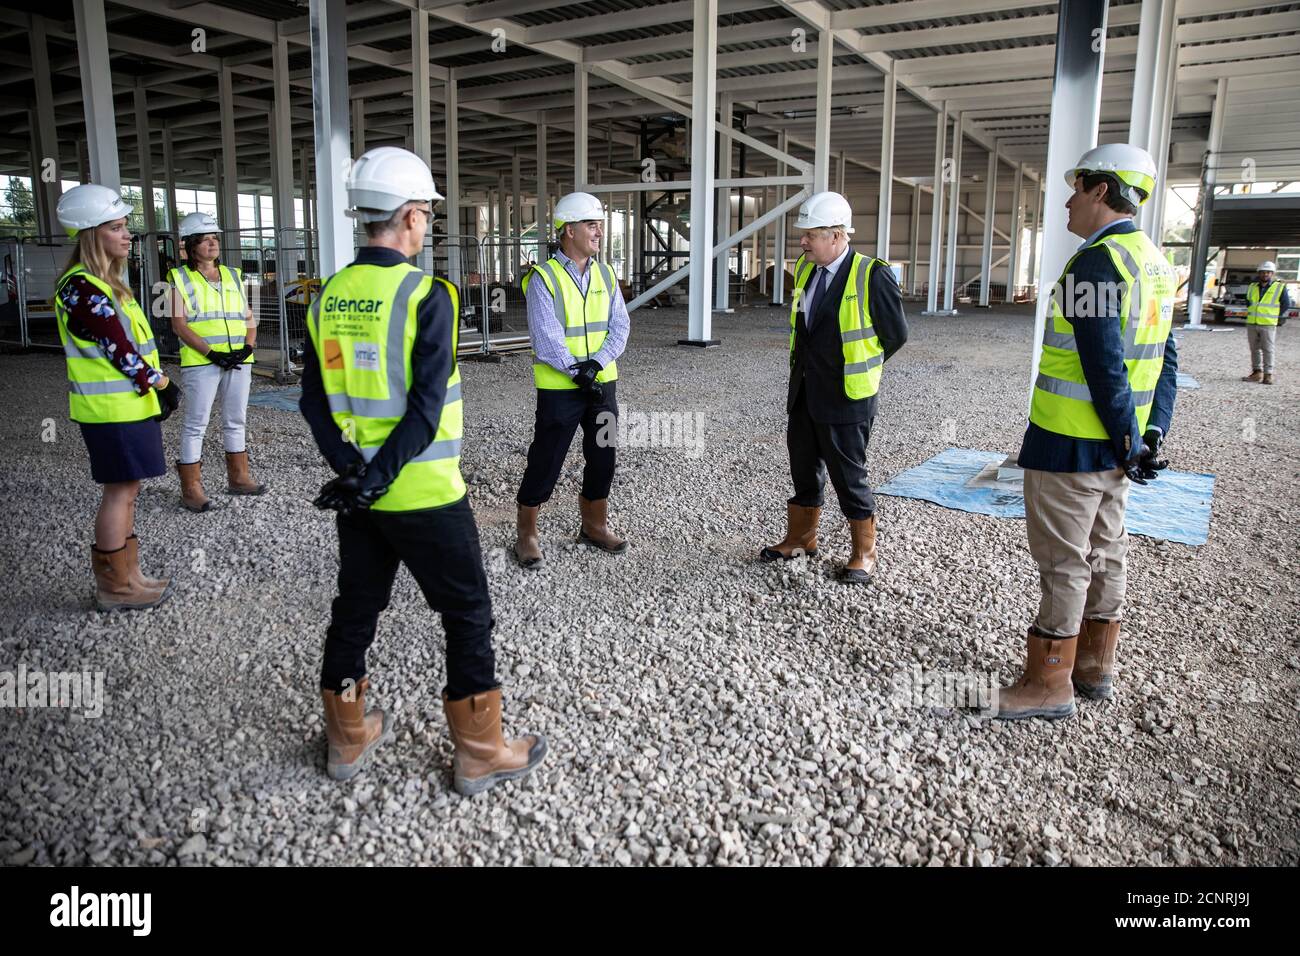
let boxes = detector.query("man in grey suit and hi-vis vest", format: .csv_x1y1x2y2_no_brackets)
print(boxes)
760,191,909,584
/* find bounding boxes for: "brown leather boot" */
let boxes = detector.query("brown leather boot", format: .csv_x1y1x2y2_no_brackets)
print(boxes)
225,450,267,495
1242,369,1263,382
840,514,878,584
578,495,628,553
321,677,393,781
177,461,211,513
760,503,820,561
994,628,1077,720
124,534,170,597
91,545,167,611
514,504,543,568
1074,617,1120,700
442,688,548,796
1262,372,1274,385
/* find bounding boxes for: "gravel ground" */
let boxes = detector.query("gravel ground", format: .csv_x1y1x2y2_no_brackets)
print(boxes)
1,303,1298,867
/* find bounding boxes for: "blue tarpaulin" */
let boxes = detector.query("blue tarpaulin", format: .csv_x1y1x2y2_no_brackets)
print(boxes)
1177,372,1200,389
247,387,304,413
876,448,1215,546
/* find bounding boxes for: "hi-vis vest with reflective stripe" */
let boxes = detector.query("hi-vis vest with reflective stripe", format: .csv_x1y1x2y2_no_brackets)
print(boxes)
168,264,252,367
1247,280,1284,327
789,253,885,400
522,256,620,390
54,265,161,424
1030,228,1175,440
307,263,465,512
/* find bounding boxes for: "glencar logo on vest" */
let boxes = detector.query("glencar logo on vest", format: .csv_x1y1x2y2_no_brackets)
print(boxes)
49,886,151,936
323,294,385,313
353,342,381,371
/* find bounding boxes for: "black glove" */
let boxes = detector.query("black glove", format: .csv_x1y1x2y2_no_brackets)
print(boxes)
1122,444,1149,485
571,359,604,402
571,359,602,392
154,379,182,422
1137,428,1169,480
207,349,238,370
313,463,389,515
229,345,254,366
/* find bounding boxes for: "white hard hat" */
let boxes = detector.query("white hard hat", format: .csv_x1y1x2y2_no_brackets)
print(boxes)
1257,260,1277,272
553,192,606,231
794,191,855,233
1064,143,1158,206
56,184,132,238
346,146,442,222
178,211,221,239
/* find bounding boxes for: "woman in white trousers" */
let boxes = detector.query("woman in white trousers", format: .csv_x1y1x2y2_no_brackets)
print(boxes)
168,212,267,511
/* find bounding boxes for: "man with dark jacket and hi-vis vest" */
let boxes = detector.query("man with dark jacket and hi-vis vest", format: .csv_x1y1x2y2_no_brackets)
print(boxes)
299,146,546,794
997,143,1178,720
1242,260,1290,385
513,191,630,568
760,191,908,584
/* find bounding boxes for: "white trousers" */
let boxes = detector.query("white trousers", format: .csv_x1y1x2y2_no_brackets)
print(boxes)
179,362,252,463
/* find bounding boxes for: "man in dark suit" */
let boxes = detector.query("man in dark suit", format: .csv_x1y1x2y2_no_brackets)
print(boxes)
760,191,909,584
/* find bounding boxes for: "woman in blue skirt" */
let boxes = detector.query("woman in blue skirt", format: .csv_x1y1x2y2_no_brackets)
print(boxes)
54,184,182,610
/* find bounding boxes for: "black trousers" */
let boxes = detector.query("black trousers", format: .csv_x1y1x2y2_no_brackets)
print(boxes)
321,496,496,700
787,385,876,520
517,382,618,507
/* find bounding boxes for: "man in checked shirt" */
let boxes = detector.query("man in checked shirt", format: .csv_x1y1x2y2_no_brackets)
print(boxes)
513,192,630,568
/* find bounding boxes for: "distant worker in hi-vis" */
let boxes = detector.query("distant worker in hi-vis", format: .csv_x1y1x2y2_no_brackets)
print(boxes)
1241,260,1289,386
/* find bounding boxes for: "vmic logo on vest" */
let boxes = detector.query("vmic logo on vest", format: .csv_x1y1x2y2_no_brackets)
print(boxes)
353,342,381,371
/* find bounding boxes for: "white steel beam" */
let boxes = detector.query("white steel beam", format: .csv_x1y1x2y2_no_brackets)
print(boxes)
310,0,353,278
685,0,718,345
814,28,833,193
73,0,120,190
715,93,732,312
876,59,896,260
923,101,947,313
1030,0,1110,409
412,8,431,167
942,111,964,313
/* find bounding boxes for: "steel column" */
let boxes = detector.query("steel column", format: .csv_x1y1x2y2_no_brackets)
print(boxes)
133,80,156,236
272,36,295,256
536,122,548,264
924,101,948,313
1007,161,1024,301
445,68,460,285
876,59,897,261
310,0,351,277
412,8,430,166
1187,75,1229,328
772,130,787,305
685,0,718,345
979,146,998,307
1029,0,1110,408
941,111,964,313
73,0,120,190
909,184,921,295
218,65,239,248
813,28,832,193
714,93,733,312
352,99,367,156
30,16,62,235
574,63,588,189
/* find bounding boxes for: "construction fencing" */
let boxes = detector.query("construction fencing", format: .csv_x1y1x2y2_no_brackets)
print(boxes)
1,229,538,379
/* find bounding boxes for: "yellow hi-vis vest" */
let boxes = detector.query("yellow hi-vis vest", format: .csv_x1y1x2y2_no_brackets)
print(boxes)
789,253,885,400
168,264,253,367
522,256,620,390
1247,280,1284,326
307,262,465,512
54,265,161,424
1030,228,1175,440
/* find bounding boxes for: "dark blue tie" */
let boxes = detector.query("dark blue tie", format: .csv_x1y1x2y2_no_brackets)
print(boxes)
806,267,829,329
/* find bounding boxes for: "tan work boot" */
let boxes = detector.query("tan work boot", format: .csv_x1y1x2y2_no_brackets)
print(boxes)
225,450,267,495
994,628,1077,720
1262,372,1274,385
578,495,628,553
840,514,878,585
442,688,548,796
321,677,393,781
1242,369,1263,382
91,544,168,611
124,534,170,598
177,461,211,513
514,504,543,568
760,503,820,561
1074,618,1120,700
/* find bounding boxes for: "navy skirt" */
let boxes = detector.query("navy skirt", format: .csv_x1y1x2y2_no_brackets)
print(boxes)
79,419,166,484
